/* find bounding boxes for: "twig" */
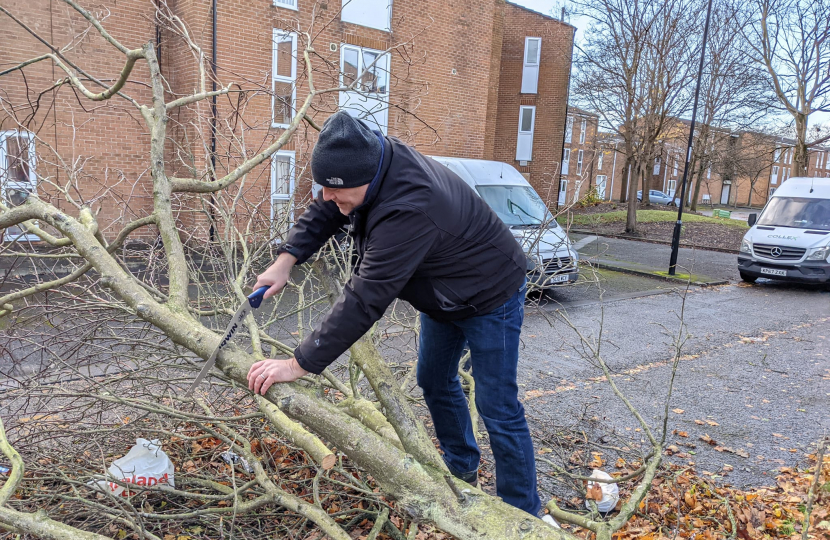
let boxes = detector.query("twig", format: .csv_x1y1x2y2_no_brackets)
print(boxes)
802,436,828,540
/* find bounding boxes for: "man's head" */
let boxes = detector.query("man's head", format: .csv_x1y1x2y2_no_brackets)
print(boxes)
311,111,382,215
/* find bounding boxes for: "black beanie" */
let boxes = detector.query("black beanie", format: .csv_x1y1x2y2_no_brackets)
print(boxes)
311,111,383,188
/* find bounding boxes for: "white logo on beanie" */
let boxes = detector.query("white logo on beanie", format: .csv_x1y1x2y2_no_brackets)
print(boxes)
327,177,344,185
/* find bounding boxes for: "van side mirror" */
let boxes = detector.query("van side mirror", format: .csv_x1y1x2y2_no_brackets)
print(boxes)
747,213,757,227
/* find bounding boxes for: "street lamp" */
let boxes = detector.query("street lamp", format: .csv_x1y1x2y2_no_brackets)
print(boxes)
668,0,715,275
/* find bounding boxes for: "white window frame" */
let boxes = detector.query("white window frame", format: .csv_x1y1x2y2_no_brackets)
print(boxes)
653,157,661,175
576,149,584,175
271,150,296,238
516,106,536,161
579,118,586,144
564,116,573,144
341,0,392,32
817,151,823,169
672,157,678,176
783,167,789,182
272,30,298,129
774,148,782,163
521,37,541,94
0,130,38,242
667,179,677,195
562,148,570,175
770,165,779,185
558,179,568,205
339,44,391,134
597,152,604,170
824,151,829,169
596,175,607,198
273,0,298,10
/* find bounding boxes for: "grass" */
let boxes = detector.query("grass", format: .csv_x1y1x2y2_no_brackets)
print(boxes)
560,210,750,229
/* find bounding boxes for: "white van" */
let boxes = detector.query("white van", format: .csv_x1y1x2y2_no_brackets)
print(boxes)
738,176,830,284
429,156,579,288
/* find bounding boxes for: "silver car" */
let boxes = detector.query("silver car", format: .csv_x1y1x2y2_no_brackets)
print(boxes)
637,190,680,206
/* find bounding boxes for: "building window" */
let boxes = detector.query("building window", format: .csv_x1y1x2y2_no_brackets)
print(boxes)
774,148,782,163
597,152,604,170
576,149,584,175
596,175,607,198
516,106,536,161
769,187,776,197
707,166,711,179
579,118,586,144
564,116,573,144
273,0,297,10
339,44,391,133
673,157,678,176
558,179,568,205
667,179,677,194
272,30,297,128
1,131,38,242
653,157,661,175
562,148,570,175
521,37,541,94
341,0,392,32
817,152,823,169
783,167,789,182
271,151,295,239
770,165,779,185
825,151,829,169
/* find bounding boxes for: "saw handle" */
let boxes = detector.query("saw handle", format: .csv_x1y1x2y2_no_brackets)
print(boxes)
248,286,270,309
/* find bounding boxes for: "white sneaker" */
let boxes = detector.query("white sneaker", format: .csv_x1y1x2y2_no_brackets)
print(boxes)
542,514,561,529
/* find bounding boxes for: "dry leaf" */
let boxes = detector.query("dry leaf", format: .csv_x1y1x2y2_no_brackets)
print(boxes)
672,408,685,414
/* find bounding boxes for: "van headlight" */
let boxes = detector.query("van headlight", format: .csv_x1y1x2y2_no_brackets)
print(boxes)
806,246,830,261
740,238,752,254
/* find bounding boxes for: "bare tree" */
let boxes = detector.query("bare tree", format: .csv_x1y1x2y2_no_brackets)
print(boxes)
742,0,830,176
573,0,697,232
0,2,687,539
726,130,780,207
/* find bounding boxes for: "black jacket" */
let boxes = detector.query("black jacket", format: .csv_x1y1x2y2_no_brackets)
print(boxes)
280,136,527,374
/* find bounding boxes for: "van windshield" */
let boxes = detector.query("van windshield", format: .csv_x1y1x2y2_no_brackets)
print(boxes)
757,196,830,231
476,185,555,227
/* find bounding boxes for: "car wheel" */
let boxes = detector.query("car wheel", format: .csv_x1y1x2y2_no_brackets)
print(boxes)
739,271,757,284
668,201,676,207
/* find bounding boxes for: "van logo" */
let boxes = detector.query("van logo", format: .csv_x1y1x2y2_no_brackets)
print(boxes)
767,234,798,241
770,246,783,258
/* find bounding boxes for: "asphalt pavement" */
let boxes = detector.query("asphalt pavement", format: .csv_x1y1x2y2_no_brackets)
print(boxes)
516,234,830,492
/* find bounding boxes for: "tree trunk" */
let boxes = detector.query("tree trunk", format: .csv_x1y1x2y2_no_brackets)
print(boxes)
640,165,650,205
626,159,639,232
690,161,706,212
793,112,809,177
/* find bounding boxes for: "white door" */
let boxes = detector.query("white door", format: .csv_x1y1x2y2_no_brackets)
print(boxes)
596,175,607,199
558,179,568,205
720,184,730,205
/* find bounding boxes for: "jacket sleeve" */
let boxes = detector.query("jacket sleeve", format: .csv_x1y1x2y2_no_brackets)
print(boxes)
277,192,349,264
294,207,439,374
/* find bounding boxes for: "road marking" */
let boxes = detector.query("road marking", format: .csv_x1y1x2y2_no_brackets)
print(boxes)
572,235,598,250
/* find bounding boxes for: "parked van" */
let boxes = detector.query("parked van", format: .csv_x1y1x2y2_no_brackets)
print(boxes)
738,177,830,284
429,156,579,288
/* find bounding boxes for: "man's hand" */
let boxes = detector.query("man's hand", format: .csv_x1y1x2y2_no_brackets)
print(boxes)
254,252,298,299
247,357,309,395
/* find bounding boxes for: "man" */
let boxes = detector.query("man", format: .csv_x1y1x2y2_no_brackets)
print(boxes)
246,111,541,516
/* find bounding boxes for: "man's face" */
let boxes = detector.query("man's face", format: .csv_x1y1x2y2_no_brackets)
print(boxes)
321,185,369,215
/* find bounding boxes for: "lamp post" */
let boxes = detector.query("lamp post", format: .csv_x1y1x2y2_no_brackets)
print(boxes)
668,0,714,275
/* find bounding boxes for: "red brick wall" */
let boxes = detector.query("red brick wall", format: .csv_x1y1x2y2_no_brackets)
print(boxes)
492,3,574,208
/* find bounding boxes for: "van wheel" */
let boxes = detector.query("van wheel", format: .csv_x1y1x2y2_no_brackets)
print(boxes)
739,271,757,283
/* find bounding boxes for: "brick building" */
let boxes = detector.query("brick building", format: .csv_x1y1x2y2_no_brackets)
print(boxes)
0,0,575,242
557,106,599,206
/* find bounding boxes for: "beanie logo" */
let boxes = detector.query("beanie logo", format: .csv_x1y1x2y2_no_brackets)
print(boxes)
327,177,344,186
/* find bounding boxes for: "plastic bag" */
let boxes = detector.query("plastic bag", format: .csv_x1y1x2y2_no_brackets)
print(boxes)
584,469,619,513
103,439,175,497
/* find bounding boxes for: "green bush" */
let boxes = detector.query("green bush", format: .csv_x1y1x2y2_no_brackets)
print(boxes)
578,187,604,207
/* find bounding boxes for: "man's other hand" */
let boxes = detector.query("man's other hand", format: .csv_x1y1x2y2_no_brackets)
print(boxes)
247,357,309,395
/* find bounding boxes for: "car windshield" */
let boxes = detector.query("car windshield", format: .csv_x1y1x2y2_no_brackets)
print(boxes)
475,185,554,227
757,196,830,231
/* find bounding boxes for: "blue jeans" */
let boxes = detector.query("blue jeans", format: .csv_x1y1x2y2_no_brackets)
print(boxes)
416,281,540,515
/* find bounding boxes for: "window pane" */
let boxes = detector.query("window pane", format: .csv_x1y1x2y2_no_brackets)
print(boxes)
274,82,293,125
273,156,292,195
343,48,359,87
520,108,533,132
275,38,293,79
526,39,539,64
565,116,573,143
271,198,291,238
4,136,31,183
360,51,388,94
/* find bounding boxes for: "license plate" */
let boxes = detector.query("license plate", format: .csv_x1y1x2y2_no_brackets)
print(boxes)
760,267,787,277
550,274,571,283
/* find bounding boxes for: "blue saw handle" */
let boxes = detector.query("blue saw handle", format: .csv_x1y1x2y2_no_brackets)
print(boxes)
248,286,270,309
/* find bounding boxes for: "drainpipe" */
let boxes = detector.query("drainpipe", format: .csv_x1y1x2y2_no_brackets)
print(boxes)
609,142,617,201
208,0,218,242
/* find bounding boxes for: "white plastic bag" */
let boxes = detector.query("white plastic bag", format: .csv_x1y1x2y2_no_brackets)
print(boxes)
104,439,175,497
584,469,619,513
